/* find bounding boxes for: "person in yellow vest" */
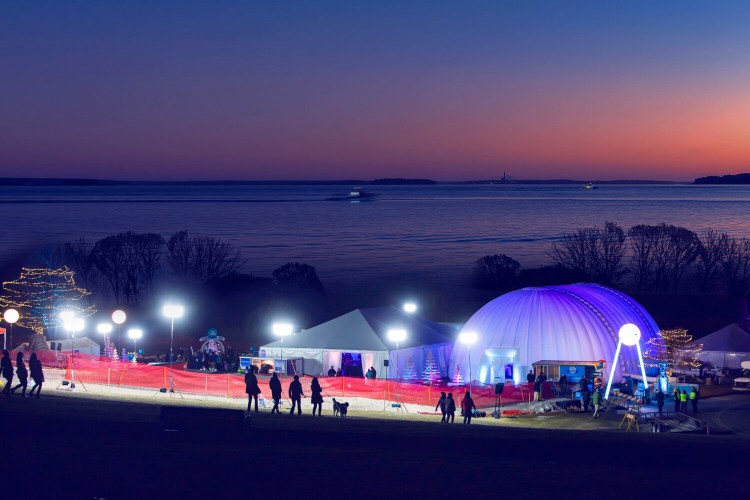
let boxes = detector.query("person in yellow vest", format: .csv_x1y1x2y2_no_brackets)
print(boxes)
689,387,698,413
679,390,688,413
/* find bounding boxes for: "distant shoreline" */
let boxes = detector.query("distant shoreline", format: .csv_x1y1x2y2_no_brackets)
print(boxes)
0,177,683,187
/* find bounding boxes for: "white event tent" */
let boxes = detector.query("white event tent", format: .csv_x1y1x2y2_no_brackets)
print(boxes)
697,323,750,368
259,307,457,379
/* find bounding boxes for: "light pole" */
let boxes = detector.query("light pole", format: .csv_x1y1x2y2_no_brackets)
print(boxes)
128,328,143,363
272,322,293,375
162,304,184,393
112,310,126,357
64,316,85,389
3,309,19,350
459,331,478,391
97,322,112,358
387,328,407,410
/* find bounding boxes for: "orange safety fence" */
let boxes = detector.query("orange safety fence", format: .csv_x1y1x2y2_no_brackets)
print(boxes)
12,349,555,407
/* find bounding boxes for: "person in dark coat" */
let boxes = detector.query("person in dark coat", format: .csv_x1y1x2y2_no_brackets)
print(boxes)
461,392,477,424
533,376,543,402
269,372,282,414
436,391,447,422
289,375,304,415
1,350,13,396
311,377,323,415
245,366,261,412
580,376,591,412
29,352,44,398
371,367,377,379
526,370,535,384
445,393,456,423
327,366,336,377
673,387,681,413
656,388,665,416
10,351,28,396
28,353,44,398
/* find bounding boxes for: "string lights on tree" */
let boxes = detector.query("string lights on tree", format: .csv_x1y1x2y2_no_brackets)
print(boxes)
644,328,702,375
0,267,96,337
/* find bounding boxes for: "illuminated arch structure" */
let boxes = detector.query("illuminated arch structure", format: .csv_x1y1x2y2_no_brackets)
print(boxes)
450,284,662,386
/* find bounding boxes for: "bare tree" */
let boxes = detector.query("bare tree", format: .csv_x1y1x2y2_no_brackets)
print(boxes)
272,262,324,290
723,237,750,296
628,224,660,291
548,222,626,285
166,231,244,284
62,238,99,294
666,225,700,292
92,232,164,305
695,229,729,293
473,254,521,290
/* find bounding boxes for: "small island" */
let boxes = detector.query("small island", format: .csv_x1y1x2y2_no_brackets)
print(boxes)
694,173,750,184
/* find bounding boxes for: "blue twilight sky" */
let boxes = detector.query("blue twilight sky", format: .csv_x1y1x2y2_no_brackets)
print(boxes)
1,1,749,181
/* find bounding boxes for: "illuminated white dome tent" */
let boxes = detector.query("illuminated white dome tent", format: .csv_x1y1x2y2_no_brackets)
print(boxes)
450,284,661,386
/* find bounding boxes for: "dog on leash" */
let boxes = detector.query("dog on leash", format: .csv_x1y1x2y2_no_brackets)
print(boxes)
332,398,349,417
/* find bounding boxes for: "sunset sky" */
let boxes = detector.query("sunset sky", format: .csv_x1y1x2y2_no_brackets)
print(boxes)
2,1,749,181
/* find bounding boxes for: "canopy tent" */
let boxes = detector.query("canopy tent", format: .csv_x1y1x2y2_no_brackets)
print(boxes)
697,323,750,368
48,336,101,356
259,307,456,379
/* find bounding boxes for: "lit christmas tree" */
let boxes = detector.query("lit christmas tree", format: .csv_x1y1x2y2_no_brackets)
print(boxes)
421,350,441,384
0,267,95,336
401,357,418,382
644,329,702,375
451,365,464,386
103,337,119,361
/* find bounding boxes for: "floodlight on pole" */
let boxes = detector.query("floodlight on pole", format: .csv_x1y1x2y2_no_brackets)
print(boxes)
97,323,112,334
459,331,478,389
403,302,417,314
61,316,84,391
3,308,19,351
273,322,294,375
387,328,408,409
128,328,143,362
162,303,184,394
604,323,649,400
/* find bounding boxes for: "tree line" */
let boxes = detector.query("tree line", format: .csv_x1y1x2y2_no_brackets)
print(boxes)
474,222,750,296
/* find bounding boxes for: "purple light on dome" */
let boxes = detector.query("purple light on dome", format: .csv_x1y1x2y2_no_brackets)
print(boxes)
451,283,662,385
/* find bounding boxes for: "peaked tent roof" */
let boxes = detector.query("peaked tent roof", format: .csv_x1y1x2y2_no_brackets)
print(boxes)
699,323,750,352
262,307,455,351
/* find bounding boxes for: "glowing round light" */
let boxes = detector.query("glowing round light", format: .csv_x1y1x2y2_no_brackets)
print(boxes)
97,323,113,334
65,317,85,333
127,328,143,340
272,322,293,337
112,310,126,325
403,302,417,314
387,328,407,342
163,304,184,319
3,309,19,324
459,331,478,345
619,323,641,346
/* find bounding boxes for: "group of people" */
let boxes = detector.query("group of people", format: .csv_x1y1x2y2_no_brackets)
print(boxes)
245,367,324,416
186,348,240,373
1,350,45,398
435,391,477,424
671,386,699,414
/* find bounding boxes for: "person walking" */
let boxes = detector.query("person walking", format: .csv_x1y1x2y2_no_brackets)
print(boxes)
269,372,282,414
580,376,591,412
311,377,323,416
436,391,447,422
533,375,542,402
10,352,28,397
591,388,603,418
673,387,681,413
28,353,44,398
445,393,456,423
245,366,261,413
461,392,477,424
289,375,304,415
679,390,688,413
689,387,698,413
1,350,13,396
656,388,664,417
